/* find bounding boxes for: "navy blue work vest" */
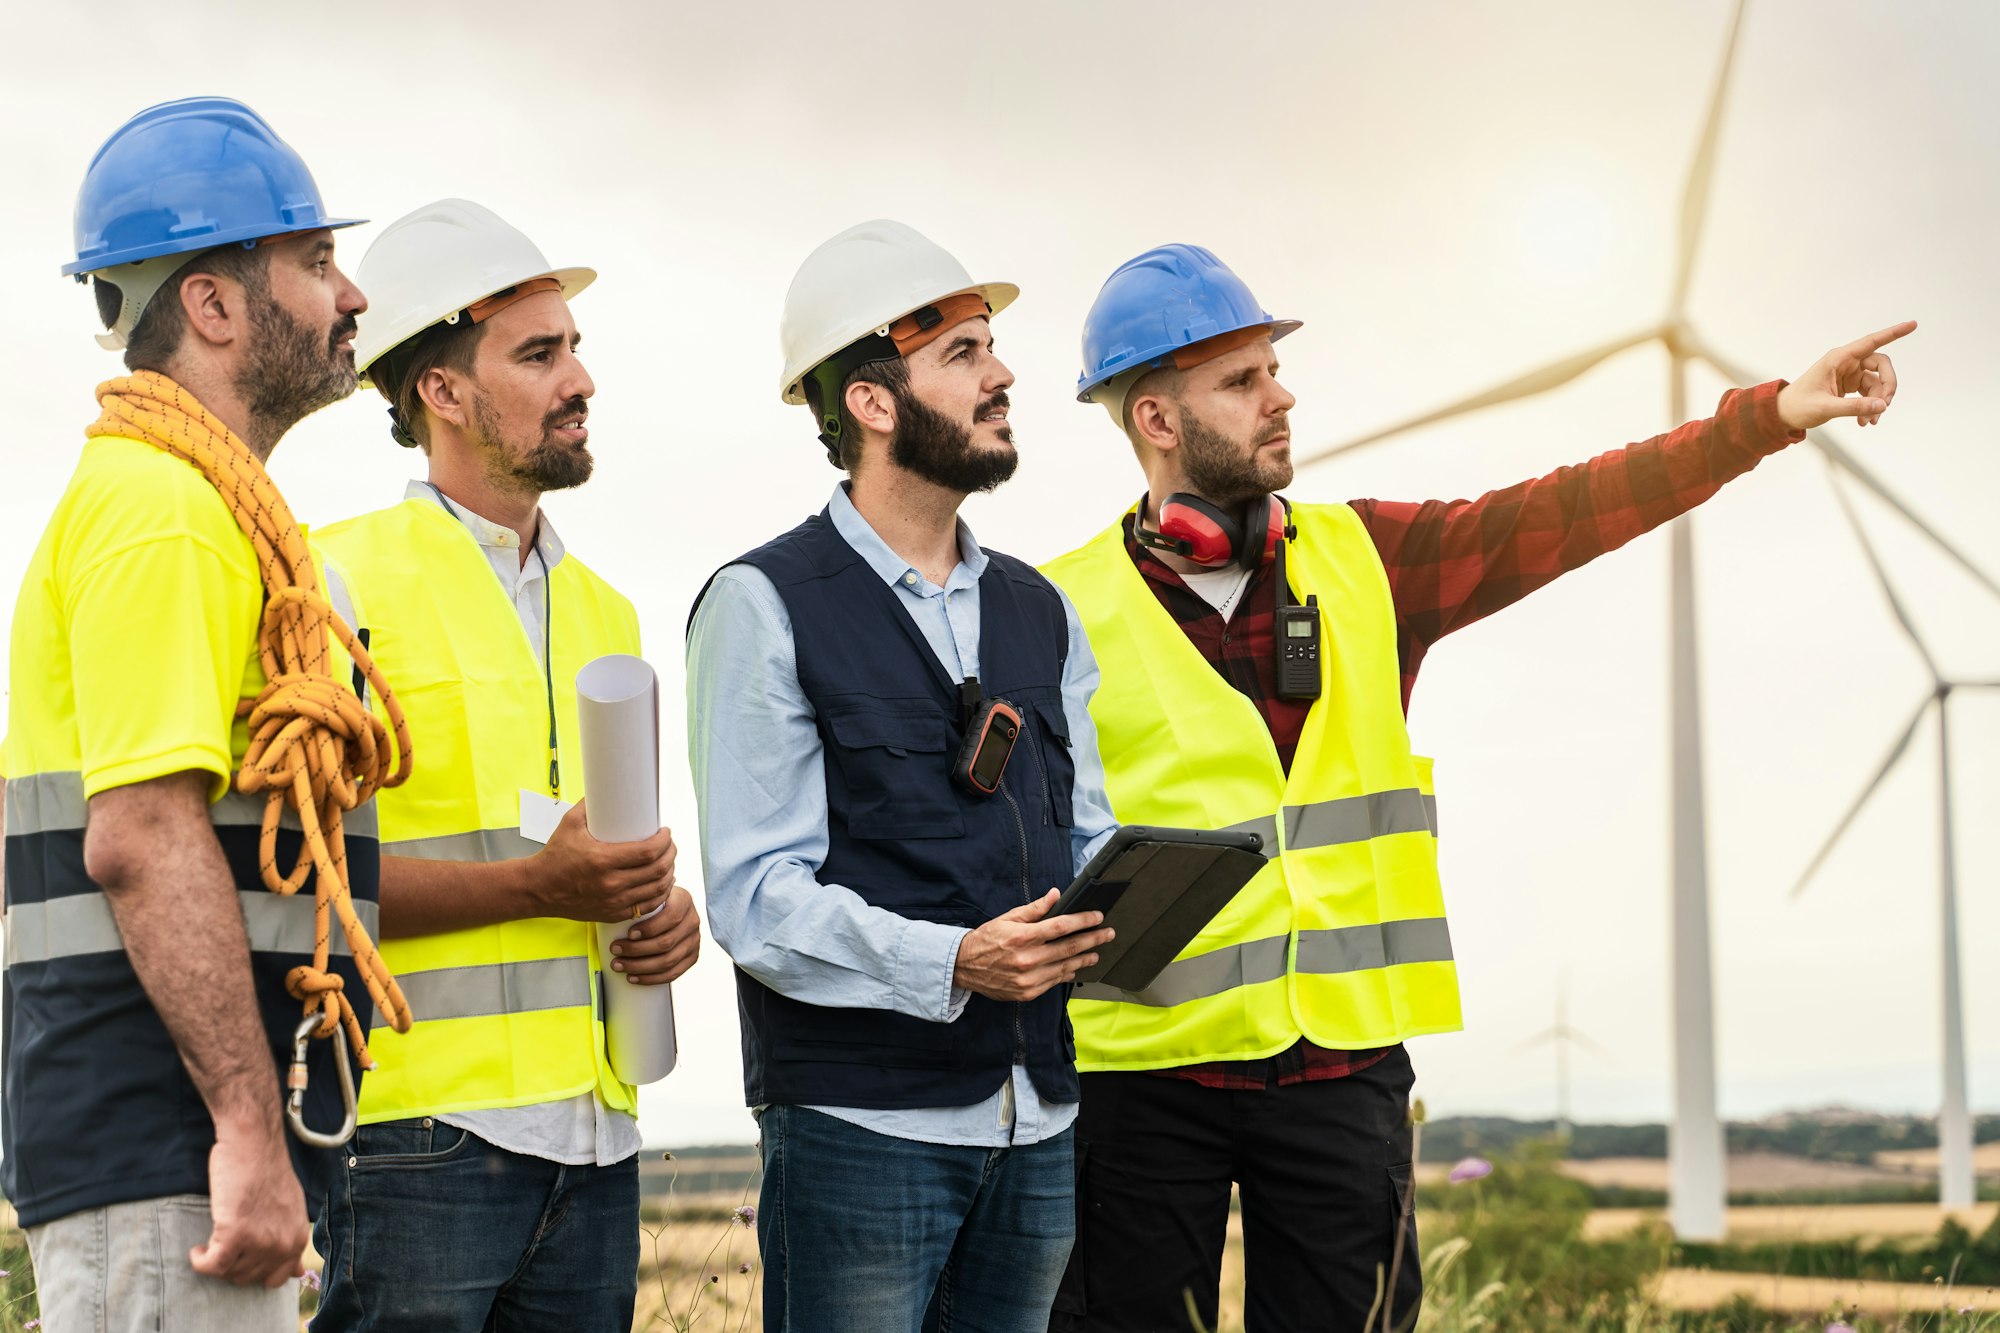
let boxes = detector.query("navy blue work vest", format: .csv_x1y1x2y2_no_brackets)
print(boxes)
2,793,377,1227
709,510,1081,1110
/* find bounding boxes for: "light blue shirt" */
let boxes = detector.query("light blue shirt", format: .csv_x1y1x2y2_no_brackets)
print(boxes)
687,485,1118,1147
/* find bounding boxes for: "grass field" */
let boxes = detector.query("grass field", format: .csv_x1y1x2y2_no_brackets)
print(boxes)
4,1178,1999,1330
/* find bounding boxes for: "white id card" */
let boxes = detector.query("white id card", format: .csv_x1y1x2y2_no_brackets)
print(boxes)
519,789,575,845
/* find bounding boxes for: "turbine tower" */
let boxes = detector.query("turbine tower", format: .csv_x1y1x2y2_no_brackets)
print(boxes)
1294,0,2000,1237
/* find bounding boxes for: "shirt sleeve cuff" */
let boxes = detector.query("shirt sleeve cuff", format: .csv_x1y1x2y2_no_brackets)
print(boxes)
1745,379,1807,456
895,919,973,1023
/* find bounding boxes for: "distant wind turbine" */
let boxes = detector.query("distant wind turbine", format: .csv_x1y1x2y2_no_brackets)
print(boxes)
1785,464,2000,1210
1512,976,1612,1148
1295,0,2000,1238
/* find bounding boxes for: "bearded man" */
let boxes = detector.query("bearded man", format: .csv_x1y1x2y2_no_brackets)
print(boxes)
308,200,698,1331
3,97,382,1331
687,219,1120,1332
1042,243,1911,1332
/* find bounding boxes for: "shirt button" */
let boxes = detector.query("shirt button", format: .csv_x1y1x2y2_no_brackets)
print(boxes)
903,572,918,586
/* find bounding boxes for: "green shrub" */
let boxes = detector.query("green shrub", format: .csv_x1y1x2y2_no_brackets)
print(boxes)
1420,1141,1672,1320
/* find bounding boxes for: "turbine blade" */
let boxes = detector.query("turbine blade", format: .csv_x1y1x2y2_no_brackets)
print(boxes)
1824,461,1943,682
1510,1029,1560,1055
1570,1030,1617,1063
1790,698,1932,899
1672,0,1752,316
1692,341,2000,605
1296,326,1663,468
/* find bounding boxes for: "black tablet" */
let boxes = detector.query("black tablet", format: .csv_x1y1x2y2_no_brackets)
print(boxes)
1054,825,1267,993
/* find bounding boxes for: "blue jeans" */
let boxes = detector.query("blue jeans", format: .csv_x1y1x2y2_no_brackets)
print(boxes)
309,1118,639,1333
757,1106,1076,1333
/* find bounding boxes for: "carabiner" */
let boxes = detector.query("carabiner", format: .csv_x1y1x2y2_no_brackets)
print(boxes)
285,1015,358,1149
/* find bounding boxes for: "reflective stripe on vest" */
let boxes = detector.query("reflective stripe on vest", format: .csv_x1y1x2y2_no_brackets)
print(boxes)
1221,788,1438,856
377,955,592,1027
1073,918,1454,1008
315,500,641,1123
1042,502,1464,1069
3,768,379,840
5,891,382,965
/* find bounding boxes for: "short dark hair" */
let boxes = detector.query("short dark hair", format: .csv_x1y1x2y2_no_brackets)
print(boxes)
373,318,490,453
98,244,271,374
831,356,911,474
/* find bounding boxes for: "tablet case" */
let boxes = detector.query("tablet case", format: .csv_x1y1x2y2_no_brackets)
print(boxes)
1058,828,1266,992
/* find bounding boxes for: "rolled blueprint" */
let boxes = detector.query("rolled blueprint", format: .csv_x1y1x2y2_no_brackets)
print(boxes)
577,653,679,1084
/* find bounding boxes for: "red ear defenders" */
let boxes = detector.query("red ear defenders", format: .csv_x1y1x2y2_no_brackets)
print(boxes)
1136,494,1287,570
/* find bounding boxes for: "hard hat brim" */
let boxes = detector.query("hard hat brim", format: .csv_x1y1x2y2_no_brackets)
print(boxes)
1076,317,1302,403
780,280,1018,406
62,217,367,278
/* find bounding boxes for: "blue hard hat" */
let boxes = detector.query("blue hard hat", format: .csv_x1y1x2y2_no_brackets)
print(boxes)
1076,244,1300,402
64,96,362,278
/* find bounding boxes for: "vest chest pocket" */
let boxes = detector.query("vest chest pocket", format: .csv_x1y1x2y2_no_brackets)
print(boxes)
820,701,965,840
1030,699,1076,828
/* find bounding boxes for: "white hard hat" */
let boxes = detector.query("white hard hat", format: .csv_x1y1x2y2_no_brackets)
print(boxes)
777,219,1017,406
353,198,594,385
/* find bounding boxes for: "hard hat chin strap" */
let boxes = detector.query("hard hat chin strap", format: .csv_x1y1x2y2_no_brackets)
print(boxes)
802,330,900,468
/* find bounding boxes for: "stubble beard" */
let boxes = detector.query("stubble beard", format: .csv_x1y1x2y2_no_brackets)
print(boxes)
1176,405,1293,508
470,391,595,495
235,292,359,449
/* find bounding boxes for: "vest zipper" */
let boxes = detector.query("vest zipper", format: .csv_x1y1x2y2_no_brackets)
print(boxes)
1001,781,1030,1063
1026,721,1052,827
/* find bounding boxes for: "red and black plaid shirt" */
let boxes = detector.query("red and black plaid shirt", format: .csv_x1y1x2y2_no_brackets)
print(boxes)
1135,380,1802,1089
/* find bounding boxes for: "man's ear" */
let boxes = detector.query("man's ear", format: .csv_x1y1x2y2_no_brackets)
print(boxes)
1128,391,1180,455
416,367,471,432
844,378,898,438
177,272,239,351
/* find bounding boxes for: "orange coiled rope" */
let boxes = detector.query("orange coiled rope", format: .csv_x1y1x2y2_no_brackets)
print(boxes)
88,371,415,1067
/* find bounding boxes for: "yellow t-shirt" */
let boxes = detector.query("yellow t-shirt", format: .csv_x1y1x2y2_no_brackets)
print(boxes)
1,430,379,1230
3,435,265,800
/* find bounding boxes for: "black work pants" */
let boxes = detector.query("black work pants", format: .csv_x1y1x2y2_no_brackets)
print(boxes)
1049,1045,1423,1333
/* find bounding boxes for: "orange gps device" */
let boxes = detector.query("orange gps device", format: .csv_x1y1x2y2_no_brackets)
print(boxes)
952,697,1024,796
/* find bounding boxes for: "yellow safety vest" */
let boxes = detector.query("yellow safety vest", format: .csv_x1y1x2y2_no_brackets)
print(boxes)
316,499,641,1122
1042,501,1462,1072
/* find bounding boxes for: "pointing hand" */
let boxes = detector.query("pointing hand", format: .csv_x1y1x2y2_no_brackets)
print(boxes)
1777,320,1916,431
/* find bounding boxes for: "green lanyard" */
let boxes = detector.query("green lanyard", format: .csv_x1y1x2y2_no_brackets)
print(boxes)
540,544,558,797
427,483,559,797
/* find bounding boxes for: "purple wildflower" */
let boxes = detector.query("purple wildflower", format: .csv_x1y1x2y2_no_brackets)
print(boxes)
26,1321,39,1331
1825,1324,1857,1333
1448,1156,1493,1184
733,1204,756,1227
302,1269,322,1291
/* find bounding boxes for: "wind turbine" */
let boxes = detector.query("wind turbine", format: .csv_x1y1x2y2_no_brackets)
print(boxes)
1294,0,2000,1239
1512,975,1612,1148
1785,465,2000,1210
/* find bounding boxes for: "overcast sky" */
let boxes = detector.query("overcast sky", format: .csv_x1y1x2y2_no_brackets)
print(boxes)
3,0,1996,1148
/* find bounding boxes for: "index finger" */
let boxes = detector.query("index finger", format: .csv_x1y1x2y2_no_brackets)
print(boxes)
1035,910,1105,939
1844,319,1917,358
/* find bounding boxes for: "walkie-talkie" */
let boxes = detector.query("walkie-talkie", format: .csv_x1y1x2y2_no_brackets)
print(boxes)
1272,532,1322,701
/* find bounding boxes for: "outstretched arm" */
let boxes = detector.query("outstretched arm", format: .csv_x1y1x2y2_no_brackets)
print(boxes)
1351,322,1914,692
